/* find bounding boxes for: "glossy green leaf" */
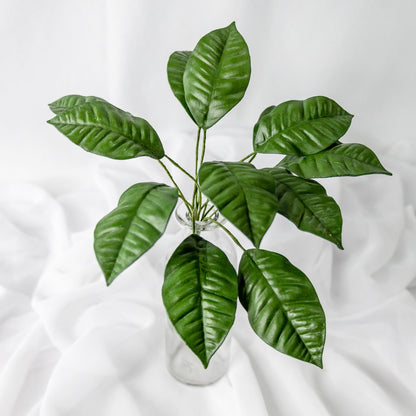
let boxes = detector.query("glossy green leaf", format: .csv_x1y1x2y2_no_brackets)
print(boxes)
162,234,238,368
47,100,164,159
238,249,326,368
277,143,392,178
253,96,353,155
253,105,275,138
167,51,196,122
265,167,343,249
199,162,278,247
94,183,178,285
183,22,251,129
48,94,108,114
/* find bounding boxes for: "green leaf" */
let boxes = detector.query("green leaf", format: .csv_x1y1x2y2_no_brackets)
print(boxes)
167,51,196,122
47,100,164,160
265,167,343,249
183,22,251,129
277,143,392,178
199,162,278,248
253,96,353,155
238,249,326,368
94,183,178,285
48,94,108,114
162,234,238,368
253,105,275,139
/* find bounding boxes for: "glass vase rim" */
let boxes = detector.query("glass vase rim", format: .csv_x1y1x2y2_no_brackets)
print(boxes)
175,202,225,233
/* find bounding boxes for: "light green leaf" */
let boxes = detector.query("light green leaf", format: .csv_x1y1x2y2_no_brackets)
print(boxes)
163,234,238,368
278,143,392,178
94,183,178,285
253,96,353,155
239,249,326,368
167,51,195,122
183,22,251,129
47,100,164,159
265,167,343,249
48,94,108,114
199,162,278,248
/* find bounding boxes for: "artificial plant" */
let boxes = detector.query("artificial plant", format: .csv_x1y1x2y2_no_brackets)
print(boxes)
47,22,391,369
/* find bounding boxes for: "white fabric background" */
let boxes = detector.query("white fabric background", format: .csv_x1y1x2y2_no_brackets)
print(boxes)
1,1,416,415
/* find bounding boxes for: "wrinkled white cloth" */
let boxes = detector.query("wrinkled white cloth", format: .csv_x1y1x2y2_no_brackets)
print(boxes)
0,136,415,416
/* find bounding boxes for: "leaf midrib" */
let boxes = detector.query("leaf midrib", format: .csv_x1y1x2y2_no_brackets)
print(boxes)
218,163,254,243
273,174,340,243
109,184,164,280
245,252,318,364
257,113,351,150
201,28,233,127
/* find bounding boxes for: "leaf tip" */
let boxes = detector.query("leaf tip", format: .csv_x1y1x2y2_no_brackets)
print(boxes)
105,273,116,287
314,357,324,369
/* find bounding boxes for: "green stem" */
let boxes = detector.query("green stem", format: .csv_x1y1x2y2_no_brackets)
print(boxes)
201,203,216,220
164,155,196,182
192,128,202,232
206,216,246,252
158,160,192,214
247,152,257,163
196,129,207,218
240,151,256,162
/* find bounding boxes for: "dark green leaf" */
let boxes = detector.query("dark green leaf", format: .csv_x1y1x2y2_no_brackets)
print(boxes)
94,183,178,285
253,105,275,139
253,96,353,155
48,94,108,114
239,249,326,368
47,100,164,159
183,22,251,129
265,168,343,249
199,162,278,248
167,51,196,122
277,143,392,178
162,234,238,368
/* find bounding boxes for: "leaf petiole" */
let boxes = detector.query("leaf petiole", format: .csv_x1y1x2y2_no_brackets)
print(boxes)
206,216,246,252
239,151,256,162
158,160,193,215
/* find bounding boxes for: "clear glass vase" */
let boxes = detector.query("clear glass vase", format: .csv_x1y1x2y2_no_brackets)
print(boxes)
164,203,237,386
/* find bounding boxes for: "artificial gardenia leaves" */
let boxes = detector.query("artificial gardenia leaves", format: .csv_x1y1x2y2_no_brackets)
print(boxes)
183,22,251,129
199,162,278,248
94,183,178,285
162,234,238,368
47,99,164,160
253,96,353,156
238,249,326,368
167,51,195,122
265,167,343,249
277,143,392,178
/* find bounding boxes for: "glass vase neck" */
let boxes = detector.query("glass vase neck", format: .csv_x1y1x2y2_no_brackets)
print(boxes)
175,203,221,235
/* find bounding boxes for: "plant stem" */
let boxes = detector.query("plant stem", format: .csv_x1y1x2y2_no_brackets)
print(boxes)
206,216,246,252
158,160,192,214
196,129,207,218
192,128,202,232
247,152,257,163
164,155,196,182
201,203,216,219
240,151,256,162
